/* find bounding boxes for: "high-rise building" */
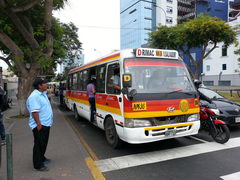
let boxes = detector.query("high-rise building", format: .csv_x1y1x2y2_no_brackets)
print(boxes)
120,0,177,49
177,0,196,23
121,0,229,50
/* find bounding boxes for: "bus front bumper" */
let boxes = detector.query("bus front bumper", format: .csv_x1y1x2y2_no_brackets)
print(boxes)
121,121,200,144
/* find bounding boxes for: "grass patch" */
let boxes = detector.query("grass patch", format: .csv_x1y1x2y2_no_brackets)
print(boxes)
9,115,28,119
218,92,240,103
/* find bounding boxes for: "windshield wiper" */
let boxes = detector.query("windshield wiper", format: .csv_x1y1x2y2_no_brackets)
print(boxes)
166,89,193,96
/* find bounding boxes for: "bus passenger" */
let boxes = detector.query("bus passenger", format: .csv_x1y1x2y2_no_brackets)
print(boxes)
87,78,96,122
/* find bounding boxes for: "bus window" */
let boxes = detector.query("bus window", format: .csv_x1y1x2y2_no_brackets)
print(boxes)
96,64,106,93
78,71,83,90
69,74,73,90
72,73,78,90
89,67,96,81
106,63,120,94
82,70,89,91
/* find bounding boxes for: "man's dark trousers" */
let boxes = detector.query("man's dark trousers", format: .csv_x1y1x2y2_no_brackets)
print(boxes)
32,126,50,169
0,112,5,140
89,97,96,122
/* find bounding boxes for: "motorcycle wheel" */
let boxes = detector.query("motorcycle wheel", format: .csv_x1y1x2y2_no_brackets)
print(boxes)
210,124,230,144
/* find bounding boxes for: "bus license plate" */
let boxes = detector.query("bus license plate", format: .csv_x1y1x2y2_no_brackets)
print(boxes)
165,129,177,137
235,117,240,123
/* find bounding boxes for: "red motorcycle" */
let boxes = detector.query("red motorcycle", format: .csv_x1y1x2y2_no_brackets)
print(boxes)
200,106,230,144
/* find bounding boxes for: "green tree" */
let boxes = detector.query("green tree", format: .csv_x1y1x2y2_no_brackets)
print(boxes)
0,0,81,115
149,14,236,78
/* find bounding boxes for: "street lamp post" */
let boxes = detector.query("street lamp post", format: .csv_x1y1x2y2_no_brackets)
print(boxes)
141,0,167,26
153,4,167,26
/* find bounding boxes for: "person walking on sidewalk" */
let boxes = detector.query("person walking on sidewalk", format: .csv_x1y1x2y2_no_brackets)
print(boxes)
26,78,53,172
0,85,6,145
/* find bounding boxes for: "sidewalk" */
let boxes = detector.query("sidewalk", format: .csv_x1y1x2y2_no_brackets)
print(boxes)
0,97,95,180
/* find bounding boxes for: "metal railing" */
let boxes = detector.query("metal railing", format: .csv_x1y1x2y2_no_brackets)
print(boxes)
0,134,13,180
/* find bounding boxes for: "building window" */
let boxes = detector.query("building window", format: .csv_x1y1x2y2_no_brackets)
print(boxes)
129,9,136,14
191,53,196,61
166,17,173,24
218,81,231,86
215,0,226,3
144,28,152,31
144,7,152,10
222,64,227,70
144,17,152,20
203,81,214,86
222,44,227,56
167,0,173,3
206,65,210,71
166,6,173,13
215,9,224,12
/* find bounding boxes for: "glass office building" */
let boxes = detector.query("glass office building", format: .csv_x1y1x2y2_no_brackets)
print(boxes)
120,0,155,49
120,0,177,49
121,0,229,50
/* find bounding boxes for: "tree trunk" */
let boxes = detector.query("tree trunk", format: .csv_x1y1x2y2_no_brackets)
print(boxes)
17,75,36,116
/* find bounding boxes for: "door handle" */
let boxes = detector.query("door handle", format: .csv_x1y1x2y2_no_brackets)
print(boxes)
106,102,109,106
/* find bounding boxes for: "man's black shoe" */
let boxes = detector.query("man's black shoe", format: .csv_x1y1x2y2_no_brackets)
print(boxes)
35,166,49,172
43,158,51,164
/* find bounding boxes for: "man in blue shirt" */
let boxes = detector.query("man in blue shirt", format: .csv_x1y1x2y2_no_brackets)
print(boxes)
26,78,53,172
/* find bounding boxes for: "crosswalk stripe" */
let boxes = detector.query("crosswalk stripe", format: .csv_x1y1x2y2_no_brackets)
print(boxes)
189,135,209,143
96,137,240,172
220,171,240,180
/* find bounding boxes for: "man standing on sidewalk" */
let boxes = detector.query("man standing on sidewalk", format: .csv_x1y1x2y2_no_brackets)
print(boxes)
0,85,6,145
26,78,53,172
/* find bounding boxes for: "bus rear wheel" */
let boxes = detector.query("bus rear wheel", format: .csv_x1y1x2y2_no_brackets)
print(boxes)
104,117,123,149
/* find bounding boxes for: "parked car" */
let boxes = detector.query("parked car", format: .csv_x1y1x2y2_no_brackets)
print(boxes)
198,87,240,126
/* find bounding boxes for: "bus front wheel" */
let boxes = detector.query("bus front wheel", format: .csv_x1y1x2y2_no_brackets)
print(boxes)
104,117,123,149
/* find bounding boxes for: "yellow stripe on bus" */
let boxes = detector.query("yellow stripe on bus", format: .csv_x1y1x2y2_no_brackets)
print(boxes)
144,123,193,131
124,108,200,118
66,97,122,116
96,104,122,116
69,97,90,105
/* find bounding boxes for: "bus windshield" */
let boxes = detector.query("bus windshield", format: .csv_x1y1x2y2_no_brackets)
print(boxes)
124,58,195,94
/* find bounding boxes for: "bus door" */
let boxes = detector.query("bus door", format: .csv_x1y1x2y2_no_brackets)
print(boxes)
95,64,107,127
106,63,124,128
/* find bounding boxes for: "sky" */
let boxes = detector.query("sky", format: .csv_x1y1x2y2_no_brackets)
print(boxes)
0,0,120,70
54,0,120,64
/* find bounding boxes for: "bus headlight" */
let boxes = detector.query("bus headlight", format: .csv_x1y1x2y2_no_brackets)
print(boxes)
125,119,152,128
187,114,199,122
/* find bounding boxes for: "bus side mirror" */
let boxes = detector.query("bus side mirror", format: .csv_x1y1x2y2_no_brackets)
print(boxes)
122,74,132,88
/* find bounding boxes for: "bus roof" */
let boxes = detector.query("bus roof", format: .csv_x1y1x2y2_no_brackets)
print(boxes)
69,48,179,74
69,51,120,74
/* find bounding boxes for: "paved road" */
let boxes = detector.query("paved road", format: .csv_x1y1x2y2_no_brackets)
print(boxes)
58,104,240,180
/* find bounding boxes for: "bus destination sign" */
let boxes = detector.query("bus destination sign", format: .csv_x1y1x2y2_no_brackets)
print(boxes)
136,48,178,59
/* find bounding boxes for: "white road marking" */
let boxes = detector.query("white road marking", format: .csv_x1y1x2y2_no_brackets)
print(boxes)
189,135,209,143
96,137,240,172
220,172,240,180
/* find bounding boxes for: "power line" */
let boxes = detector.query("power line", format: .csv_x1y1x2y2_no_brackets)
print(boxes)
77,25,151,30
